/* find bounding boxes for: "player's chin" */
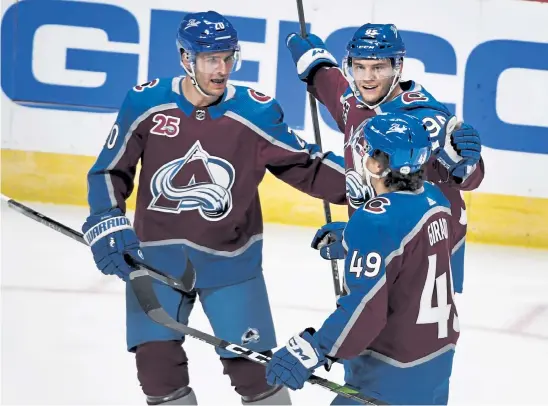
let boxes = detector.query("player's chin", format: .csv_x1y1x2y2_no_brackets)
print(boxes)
205,87,225,97
360,91,383,106
207,79,227,96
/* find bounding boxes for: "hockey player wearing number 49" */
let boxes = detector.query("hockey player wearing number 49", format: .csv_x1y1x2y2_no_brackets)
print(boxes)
266,113,461,405
81,10,347,406
286,24,485,294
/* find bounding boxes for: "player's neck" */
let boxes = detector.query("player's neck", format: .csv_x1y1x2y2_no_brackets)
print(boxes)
372,179,390,196
386,83,403,102
182,77,222,108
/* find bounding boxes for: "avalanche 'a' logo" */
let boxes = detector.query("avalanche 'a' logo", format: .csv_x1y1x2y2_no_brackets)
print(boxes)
148,141,235,221
344,123,373,209
346,169,374,209
346,169,365,209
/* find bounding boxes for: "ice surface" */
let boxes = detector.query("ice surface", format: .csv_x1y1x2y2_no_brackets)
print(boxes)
1,201,547,405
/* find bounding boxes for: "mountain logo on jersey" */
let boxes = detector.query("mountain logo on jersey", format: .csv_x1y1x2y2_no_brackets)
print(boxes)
346,169,369,209
345,124,373,209
148,140,235,221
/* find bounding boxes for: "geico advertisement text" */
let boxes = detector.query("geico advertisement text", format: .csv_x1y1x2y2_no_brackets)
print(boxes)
2,0,548,156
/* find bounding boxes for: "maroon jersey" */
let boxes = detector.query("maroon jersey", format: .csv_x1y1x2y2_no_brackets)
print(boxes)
314,183,459,404
87,77,346,287
308,67,485,251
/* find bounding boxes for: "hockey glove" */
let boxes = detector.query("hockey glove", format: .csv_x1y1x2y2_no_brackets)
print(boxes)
82,208,143,281
311,221,346,260
286,33,338,83
266,328,326,390
436,117,482,182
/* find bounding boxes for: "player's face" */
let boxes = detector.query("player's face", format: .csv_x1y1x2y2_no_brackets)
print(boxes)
352,58,395,105
194,51,236,96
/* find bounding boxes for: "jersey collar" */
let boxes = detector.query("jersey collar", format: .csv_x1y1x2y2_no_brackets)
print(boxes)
172,77,236,119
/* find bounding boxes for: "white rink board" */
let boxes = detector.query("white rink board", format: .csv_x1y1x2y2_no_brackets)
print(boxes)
1,0,548,198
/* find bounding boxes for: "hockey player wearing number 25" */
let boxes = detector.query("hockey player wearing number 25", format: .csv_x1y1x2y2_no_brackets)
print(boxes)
287,24,485,295
266,113,461,405
81,11,347,406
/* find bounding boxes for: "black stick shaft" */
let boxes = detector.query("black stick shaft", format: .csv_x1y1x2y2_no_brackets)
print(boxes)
129,270,385,405
295,0,342,299
1,195,383,403
1,194,194,293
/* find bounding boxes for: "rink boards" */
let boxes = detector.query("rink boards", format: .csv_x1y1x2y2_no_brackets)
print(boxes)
3,148,548,249
1,0,548,248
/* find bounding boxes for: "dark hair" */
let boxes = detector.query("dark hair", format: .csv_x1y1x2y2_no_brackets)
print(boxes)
372,150,425,192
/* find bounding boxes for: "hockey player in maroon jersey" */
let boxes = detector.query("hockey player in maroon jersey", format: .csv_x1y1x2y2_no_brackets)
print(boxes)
81,11,346,405
266,113,460,405
286,24,485,294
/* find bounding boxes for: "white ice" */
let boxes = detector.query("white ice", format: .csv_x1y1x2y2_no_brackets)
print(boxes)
1,201,547,405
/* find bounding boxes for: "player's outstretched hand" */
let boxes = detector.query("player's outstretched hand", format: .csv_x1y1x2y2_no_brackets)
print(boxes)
311,221,346,260
266,328,325,390
82,208,143,281
437,118,482,182
286,32,338,83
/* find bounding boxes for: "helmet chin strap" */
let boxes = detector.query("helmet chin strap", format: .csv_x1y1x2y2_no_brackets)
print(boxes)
180,59,215,97
362,158,390,200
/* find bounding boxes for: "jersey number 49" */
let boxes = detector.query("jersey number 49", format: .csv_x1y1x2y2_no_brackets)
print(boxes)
417,254,460,339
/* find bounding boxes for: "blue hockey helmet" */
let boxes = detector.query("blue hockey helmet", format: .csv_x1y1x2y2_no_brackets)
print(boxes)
176,11,241,95
343,24,406,109
346,24,405,60
350,113,431,177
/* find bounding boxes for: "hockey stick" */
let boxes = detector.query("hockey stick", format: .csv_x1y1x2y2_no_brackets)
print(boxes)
0,195,196,293
1,195,386,405
1,195,383,403
295,0,342,301
129,270,386,406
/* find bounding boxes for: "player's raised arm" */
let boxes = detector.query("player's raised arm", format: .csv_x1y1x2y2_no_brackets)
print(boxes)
285,33,349,131
256,98,346,204
87,90,147,215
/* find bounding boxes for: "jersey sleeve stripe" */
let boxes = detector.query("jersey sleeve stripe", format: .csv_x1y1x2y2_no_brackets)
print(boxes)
100,102,178,208
327,274,387,357
224,110,307,153
327,205,452,357
140,233,263,257
452,235,466,255
385,205,452,266
320,156,345,174
359,343,456,368
224,110,345,174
